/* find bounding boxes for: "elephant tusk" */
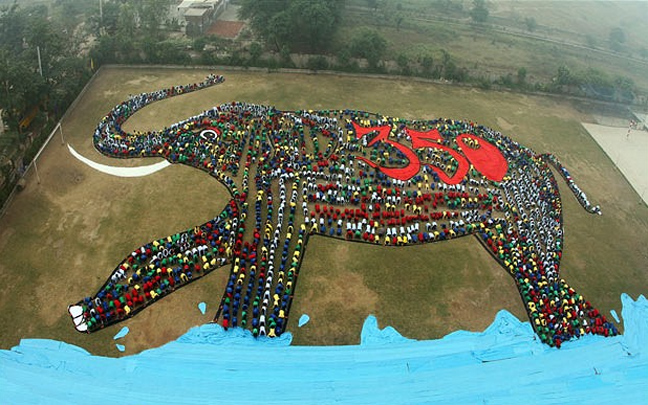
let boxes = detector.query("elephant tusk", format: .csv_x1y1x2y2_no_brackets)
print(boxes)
67,144,171,178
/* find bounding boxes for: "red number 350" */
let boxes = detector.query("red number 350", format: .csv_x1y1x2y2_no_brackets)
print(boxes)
352,122,508,185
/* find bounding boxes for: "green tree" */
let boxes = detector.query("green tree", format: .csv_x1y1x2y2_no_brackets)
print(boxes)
349,28,387,70
517,67,527,86
249,42,263,64
555,65,579,87
136,0,172,40
88,0,120,36
640,47,648,60
396,53,410,75
420,54,433,77
470,0,489,23
336,46,352,67
500,73,513,87
306,55,329,71
609,27,625,52
585,34,597,48
239,0,346,53
524,17,537,32
0,3,80,131
0,52,44,131
117,3,137,39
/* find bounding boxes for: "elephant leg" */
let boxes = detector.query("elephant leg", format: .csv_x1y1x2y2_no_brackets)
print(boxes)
68,200,239,333
478,224,618,347
214,180,309,338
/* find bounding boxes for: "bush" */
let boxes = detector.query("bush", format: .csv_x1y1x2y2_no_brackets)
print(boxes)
306,55,329,71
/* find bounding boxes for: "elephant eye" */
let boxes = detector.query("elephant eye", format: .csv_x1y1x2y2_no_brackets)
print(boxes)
199,129,219,142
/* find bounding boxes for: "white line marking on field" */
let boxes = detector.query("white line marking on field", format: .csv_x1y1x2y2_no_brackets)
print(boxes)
68,144,171,177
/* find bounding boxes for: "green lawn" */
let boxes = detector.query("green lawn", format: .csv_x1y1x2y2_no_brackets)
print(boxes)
0,67,646,356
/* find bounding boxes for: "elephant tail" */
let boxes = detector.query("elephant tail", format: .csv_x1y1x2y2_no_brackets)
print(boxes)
93,74,225,158
539,153,601,215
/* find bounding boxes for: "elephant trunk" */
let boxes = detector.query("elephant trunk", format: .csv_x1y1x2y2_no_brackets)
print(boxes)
93,74,225,158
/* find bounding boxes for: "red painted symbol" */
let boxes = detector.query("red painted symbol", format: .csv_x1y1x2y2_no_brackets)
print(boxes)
353,122,507,184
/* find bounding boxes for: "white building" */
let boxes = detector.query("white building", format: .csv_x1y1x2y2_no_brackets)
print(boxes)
176,0,226,23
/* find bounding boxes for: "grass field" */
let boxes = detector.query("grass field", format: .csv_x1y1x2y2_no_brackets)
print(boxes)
342,1,648,93
0,67,646,356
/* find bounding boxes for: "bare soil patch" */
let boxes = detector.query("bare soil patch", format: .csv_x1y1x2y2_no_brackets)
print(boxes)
207,21,245,38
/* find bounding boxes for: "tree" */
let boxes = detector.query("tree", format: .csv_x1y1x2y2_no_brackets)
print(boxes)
555,65,578,87
0,3,76,131
524,17,537,32
117,3,137,39
0,52,44,131
136,0,173,40
395,14,404,31
88,0,120,36
306,55,329,71
396,53,410,75
336,46,352,67
349,28,387,70
609,27,625,52
249,42,263,64
640,47,648,60
420,54,434,76
239,0,346,53
470,0,489,23
517,67,527,86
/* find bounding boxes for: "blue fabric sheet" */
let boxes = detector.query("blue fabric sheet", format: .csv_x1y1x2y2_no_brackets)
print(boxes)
1,293,646,404
198,301,207,315
298,314,310,327
113,326,129,340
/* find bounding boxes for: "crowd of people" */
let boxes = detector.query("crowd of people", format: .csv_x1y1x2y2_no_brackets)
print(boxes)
69,74,616,347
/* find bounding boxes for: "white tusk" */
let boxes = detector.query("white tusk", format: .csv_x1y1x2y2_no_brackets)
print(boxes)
68,144,171,178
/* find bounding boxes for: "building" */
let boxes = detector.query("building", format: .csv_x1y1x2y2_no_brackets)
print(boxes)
185,7,213,35
176,0,228,35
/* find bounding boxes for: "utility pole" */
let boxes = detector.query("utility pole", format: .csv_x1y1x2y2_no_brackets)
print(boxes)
33,160,41,184
99,0,103,23
36,46,43,77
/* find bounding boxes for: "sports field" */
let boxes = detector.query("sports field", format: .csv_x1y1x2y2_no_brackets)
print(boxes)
0,67,646,356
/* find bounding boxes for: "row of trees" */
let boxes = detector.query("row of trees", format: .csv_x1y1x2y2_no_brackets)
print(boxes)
0,3,90,132
88,0,193,66
0,1,95,203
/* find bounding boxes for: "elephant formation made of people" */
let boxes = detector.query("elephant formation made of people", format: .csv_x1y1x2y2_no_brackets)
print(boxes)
67,74,617,349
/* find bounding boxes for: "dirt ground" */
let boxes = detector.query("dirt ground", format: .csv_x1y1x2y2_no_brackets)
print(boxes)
207,3,245,39
582,123,648,205
1,67,646,357
206,21,245,39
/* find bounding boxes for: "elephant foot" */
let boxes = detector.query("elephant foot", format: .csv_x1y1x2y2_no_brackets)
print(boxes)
68,305,88,332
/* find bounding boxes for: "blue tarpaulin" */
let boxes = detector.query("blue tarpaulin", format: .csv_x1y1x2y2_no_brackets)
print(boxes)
113,326,129,340
1,293,646,404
